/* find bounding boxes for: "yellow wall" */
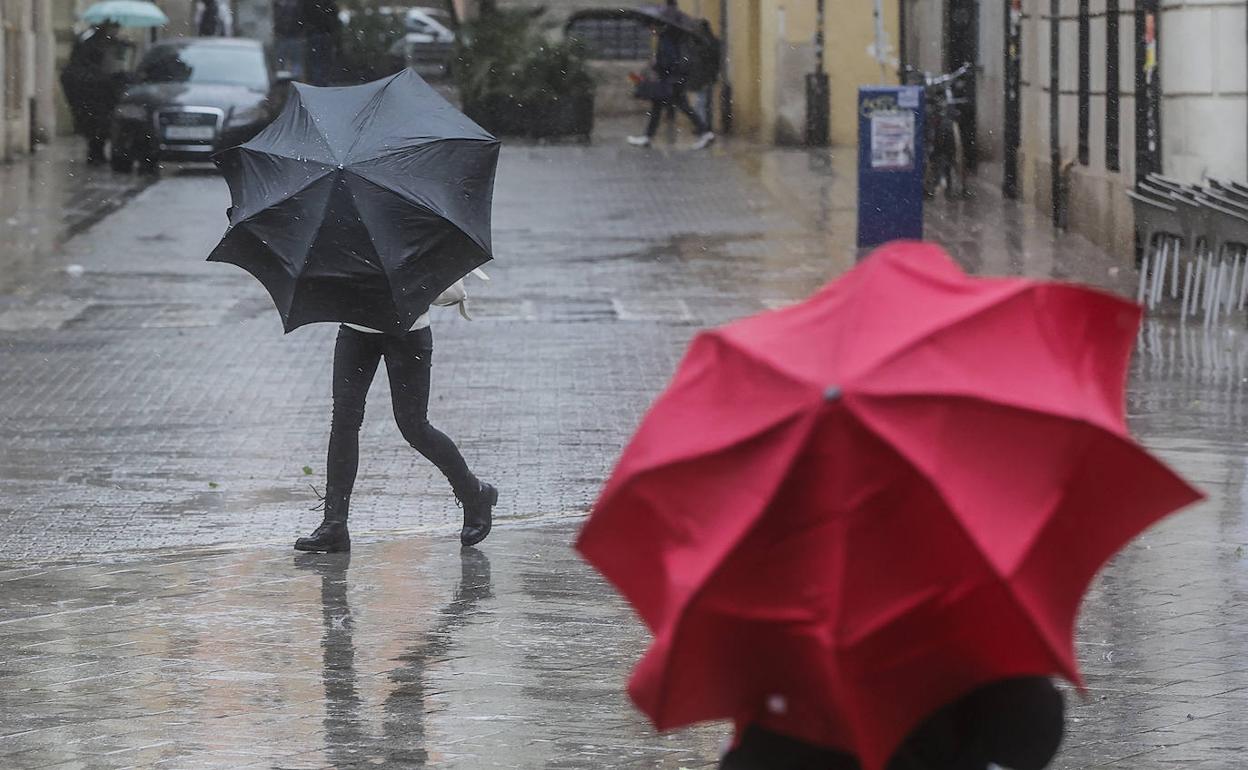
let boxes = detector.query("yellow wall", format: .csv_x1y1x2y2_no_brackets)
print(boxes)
825,1,900,145
679,0,899,146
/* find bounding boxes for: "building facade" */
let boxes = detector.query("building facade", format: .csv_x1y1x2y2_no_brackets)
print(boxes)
1,0,56,159
679,0,902,146
904,0,1247,256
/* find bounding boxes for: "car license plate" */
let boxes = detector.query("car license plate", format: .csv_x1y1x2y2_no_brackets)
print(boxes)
164,125,215,141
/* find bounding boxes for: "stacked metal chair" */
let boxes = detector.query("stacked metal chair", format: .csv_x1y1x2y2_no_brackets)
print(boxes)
1130,175,1248,326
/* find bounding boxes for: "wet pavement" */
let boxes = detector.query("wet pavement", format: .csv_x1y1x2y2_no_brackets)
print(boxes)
0,133,1245,767
0,140,152,297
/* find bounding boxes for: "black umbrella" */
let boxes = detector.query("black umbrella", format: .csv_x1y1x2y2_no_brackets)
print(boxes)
209,69,500,334
630,5,709,41
566,6,709,42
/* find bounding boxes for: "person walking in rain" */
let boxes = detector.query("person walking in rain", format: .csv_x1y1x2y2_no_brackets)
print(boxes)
294,272,498,553
627,2,715,150
60,22,130,165
208,71,502,555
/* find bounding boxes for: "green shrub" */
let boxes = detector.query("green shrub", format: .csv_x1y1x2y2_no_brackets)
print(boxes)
336,7,406,84
454,10,596,138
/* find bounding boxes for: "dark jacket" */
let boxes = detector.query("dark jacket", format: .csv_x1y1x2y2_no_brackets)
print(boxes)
654,28,688,85
300,0,341,37
722,678,1064,770
273,0,302,37
60,28,128,136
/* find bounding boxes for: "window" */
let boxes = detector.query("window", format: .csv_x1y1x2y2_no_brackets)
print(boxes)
566,18,651,61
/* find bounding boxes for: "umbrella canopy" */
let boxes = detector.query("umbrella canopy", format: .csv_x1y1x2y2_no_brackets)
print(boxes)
566,7,709,42
628,5,710,41
577,242,1201,770
81,0,168,27
209,69,500,333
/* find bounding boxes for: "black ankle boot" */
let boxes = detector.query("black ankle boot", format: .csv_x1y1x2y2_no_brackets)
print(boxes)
458,481,497,548
295,491,350,552
294,519,350,552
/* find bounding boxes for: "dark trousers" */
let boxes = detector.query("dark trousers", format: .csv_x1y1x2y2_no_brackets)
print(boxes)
306,32,336,86
722,678,1063,770
325,325,476,518
645,85,709,137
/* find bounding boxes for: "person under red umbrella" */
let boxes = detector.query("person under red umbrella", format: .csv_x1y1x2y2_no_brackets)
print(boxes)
578,241,1201,769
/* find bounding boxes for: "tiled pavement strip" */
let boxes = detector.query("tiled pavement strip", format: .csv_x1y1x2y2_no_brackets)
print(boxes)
1,131,1248,767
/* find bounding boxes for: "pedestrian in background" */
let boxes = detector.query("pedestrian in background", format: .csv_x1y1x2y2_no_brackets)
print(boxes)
301,0,341,85
690,18,720,129
195,0,218,36
273,0,305,79
627,4,715,150
60,22,130,165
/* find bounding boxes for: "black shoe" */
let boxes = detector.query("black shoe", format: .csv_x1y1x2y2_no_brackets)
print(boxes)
294,519,351,552
459,482,497,548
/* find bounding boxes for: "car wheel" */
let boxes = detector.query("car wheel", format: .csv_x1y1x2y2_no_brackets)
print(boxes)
110,147,134,174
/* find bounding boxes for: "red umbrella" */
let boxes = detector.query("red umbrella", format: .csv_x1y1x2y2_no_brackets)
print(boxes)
576,242,1201,770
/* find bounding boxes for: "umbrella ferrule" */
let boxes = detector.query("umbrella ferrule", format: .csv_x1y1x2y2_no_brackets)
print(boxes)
824,386,842,401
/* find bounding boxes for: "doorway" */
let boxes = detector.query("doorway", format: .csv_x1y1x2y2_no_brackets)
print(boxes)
944,0,979,169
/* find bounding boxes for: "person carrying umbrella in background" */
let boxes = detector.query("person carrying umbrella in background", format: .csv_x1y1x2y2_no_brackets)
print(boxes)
209,69,502,552
578,242,1202,769
627,1,715,150
60,21,130,165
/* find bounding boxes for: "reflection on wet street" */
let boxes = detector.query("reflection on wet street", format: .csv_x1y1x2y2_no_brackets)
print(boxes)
0,531,724,769
0,133,1246,768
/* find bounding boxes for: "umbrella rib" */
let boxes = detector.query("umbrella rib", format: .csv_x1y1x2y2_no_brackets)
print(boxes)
285,171,348,318
850,383,1127,437
342,72,403,164
845,282,1036,388
644,407,824,728
287,84,343,164
340,177,405,326
228,159,336,230
608,334,820,481
345,167,494,259
347,135,499,167
236,145,337,170
839,397,1072,676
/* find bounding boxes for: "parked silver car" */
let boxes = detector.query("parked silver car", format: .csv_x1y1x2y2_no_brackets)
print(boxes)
397,7,456,75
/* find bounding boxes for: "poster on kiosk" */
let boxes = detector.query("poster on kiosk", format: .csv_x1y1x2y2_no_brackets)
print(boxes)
856,85,925,249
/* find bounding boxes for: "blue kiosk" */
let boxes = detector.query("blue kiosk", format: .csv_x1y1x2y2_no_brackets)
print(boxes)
856,85,925,250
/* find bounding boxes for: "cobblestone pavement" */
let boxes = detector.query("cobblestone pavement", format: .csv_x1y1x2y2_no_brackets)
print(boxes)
0,137,1246,768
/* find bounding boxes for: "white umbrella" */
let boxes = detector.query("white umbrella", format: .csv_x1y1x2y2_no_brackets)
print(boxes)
81,0,168,28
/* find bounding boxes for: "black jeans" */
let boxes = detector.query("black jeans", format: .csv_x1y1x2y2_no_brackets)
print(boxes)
645,84,709,137
325,325,476,518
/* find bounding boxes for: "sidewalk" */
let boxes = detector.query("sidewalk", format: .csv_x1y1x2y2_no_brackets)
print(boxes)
0,140,152,298
0,133,1245,768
